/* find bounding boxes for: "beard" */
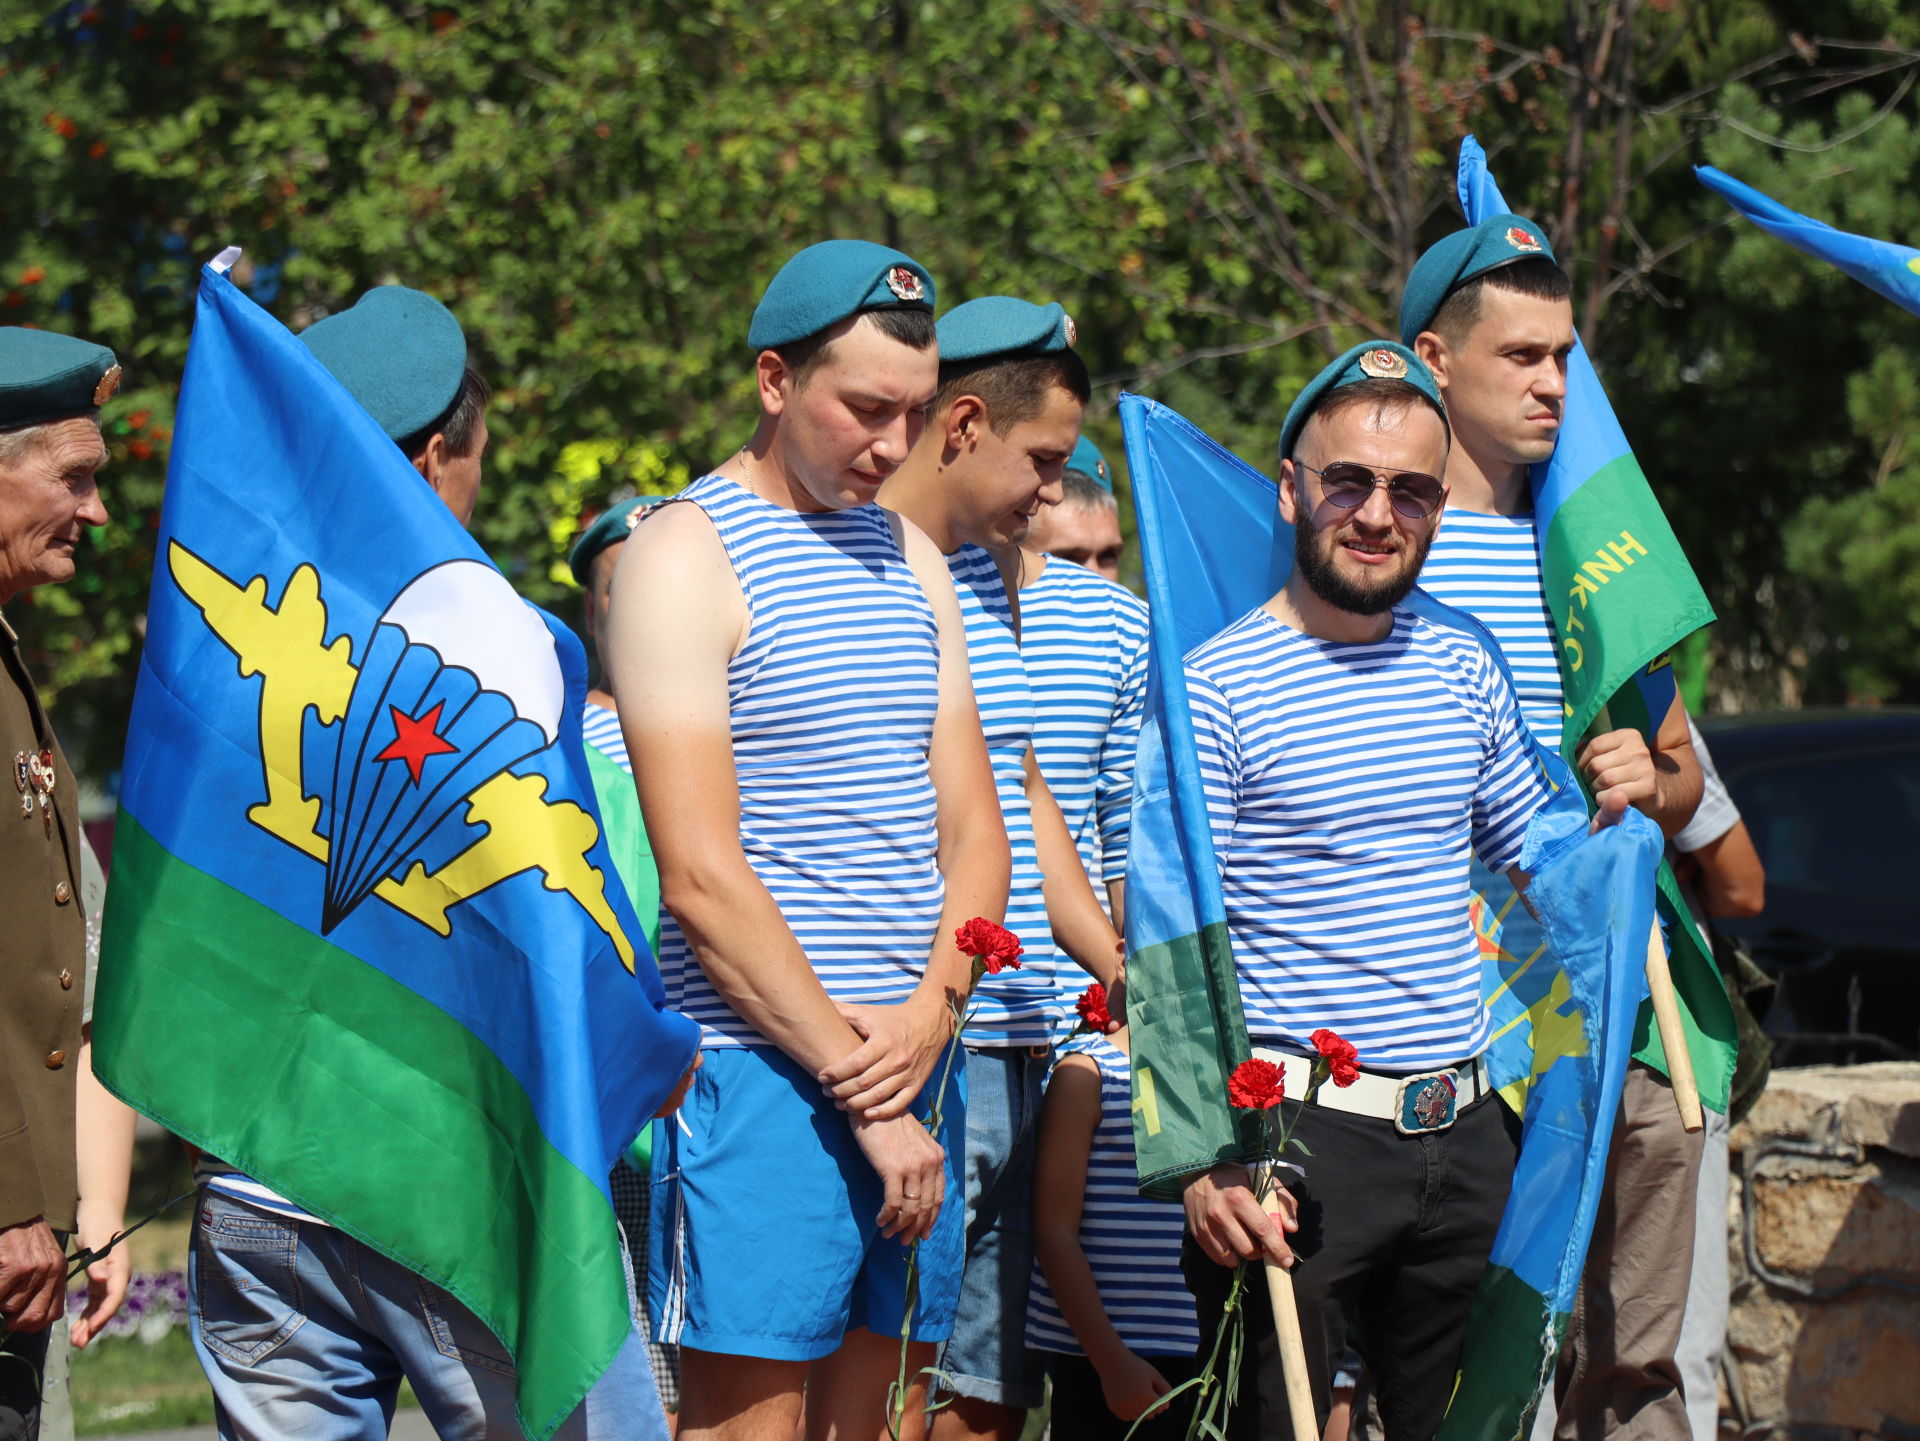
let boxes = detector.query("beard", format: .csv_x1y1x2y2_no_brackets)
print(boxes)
1293,515,1434,617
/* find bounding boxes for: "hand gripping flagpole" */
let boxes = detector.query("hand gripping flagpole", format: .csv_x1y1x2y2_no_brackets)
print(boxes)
1255,1168,1320,1441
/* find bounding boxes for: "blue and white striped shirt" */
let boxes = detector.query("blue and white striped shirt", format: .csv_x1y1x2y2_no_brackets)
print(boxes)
1027,1035,1199,1358
1185,606,1551,1070
655,475,947,1047
1419,510,1565,752
581,700,630,773
1020,556,1150,888
947,545,1060,1046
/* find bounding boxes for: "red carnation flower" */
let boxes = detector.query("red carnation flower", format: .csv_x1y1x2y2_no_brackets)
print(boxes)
1310,1029,1361,1088
1227,1057,1284,1111
954,917,1023,974
1075,982,1111,1033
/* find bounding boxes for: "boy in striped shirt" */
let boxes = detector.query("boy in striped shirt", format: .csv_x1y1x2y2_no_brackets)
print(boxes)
606,242,1011,1440
1178,342,1628,1439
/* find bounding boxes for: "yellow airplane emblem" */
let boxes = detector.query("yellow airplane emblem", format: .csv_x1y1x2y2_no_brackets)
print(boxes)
168,541,637,970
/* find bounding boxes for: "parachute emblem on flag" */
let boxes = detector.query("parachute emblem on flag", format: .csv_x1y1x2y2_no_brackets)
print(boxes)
166,541,640,967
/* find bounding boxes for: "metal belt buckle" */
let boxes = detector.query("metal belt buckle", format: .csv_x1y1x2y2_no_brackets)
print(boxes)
1394,1070,1459,1136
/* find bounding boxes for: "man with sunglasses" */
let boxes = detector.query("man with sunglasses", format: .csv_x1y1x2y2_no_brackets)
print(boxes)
1404,216,1707,1441
1178,342,1628,1439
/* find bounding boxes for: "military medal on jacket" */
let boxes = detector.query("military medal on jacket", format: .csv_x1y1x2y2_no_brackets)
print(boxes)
16,747,55,835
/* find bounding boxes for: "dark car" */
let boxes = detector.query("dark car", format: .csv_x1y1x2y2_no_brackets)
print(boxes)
1698,707,1920,1066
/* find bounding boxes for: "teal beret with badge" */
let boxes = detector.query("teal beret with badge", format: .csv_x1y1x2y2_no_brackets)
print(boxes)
747,240,935,351
1278,341,1449,461
1066,434,1111,493
1397,213,1556,345
0,328,121,432
935,296,1077,364
568,495,665,587
299,286,468,444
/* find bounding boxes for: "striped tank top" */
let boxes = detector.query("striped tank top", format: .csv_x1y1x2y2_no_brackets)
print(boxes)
946,545,1060,1046
1027,1035,1199,1357
656,474,946,1047
1418,509,1566,752
1020,556,1150,891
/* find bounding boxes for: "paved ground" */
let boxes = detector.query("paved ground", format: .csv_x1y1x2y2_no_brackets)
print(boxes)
108,1410,440,1441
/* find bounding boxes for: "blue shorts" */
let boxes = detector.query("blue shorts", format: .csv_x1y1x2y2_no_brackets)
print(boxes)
649,1044,967,1362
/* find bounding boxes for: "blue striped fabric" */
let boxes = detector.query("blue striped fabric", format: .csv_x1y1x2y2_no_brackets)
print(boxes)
1026,1035,1199,1357
1419,510,1566,751
655,475,946,1047
581,700,630,773
946,544,1060,1046
196,1158,324,1225
1020,557,1150,888
1184,605,1550,1071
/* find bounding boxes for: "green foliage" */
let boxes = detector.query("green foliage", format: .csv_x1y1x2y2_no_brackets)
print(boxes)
4,0,1920,775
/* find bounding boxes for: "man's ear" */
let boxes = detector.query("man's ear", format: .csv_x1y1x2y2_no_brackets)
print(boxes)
944,394,985,452
755,349,793,416
1277,457,1302,527
1413,331,1449,390
413,432,447,489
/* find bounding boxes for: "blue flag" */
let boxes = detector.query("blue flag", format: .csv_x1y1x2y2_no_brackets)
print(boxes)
1118,392,1658,1438
96,261,699,1437
1697,163,1920,316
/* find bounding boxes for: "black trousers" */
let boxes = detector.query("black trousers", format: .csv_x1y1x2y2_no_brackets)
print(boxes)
1182,1090,1521,1441
1048,1351,1206,1441
0,1324,48,1441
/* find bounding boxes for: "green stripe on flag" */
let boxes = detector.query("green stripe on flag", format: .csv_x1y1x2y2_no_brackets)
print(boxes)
1128,923,1259,1200
94,813,631,1439
1438,1264,1566,1441
1539,454,1715,758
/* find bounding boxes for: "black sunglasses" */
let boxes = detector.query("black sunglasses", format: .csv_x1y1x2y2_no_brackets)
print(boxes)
1297,461,1446,520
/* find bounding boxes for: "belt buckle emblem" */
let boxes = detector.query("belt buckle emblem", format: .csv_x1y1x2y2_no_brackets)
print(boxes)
1395,1072,1458,1135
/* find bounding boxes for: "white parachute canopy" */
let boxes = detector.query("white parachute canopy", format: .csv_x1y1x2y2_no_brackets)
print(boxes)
381,560,564,742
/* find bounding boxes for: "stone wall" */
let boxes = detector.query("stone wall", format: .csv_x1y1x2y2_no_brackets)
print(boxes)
1725,1063,1920,1435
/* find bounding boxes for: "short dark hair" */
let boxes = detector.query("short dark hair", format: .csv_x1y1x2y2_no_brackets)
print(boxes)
1298,378,1451,456
774,307,937,388
934,350,1091,436
397,362,491,461
1428,258,1572,345
1060,470,1117,511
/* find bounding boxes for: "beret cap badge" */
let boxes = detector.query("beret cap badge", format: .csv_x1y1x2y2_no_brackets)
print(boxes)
1064,315,1078,347
885,266,926,302
91,363,122,406
1358,347,1409,380
1505,226,1543,253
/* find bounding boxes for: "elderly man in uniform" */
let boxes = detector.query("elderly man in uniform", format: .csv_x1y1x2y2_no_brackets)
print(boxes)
0,327,117,1439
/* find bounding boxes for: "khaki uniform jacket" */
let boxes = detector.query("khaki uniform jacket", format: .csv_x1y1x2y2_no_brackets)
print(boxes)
0,608,84,1233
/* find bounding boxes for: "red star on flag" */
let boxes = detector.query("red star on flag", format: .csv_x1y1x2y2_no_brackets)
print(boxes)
375,701,459,783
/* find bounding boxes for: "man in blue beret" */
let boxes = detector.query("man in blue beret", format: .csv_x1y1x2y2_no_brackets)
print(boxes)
1402,218,1707,1441
1024,434,1126,584
1177,342,1629,1440
184,290,680,1440
299,285,493,524
604,241,1011,1439
1017,427,1148,932
879,295,1127,1436
0,325,116,1438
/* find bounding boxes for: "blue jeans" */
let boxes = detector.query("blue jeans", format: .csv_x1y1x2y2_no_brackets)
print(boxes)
937,1045,1049,1409
189,1189,667,1441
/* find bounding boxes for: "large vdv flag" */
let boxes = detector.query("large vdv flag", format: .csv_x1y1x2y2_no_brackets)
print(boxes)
1455,137,1736,1115
94,263,700,1438
1695,163,1920,316
1120,395,1660,1438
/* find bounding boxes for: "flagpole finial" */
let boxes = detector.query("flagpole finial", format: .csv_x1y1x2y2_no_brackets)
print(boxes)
208,246,243,275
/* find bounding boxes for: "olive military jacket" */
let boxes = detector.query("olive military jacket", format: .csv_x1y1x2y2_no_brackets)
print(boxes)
0,608,84,1233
